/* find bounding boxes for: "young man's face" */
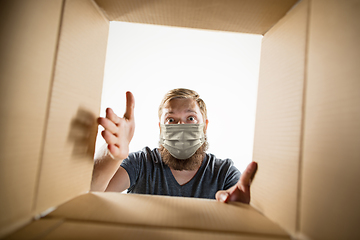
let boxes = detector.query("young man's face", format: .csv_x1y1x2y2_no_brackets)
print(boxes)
158,97,209,170
160,98,206,126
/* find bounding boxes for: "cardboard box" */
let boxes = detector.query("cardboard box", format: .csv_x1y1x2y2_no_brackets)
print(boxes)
0,0,359,239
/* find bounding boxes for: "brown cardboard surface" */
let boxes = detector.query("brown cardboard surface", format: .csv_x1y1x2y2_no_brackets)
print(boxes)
3,0,360,239
95,0,298,35
4,219,63,240
251,0,308,236
48,192,289,237
41,220,290,240
300,0,360,239
34,0,109,214
5,217,290,240
0,0,63,237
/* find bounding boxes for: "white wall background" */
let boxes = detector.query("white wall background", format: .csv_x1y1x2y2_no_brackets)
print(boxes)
96,21,262,173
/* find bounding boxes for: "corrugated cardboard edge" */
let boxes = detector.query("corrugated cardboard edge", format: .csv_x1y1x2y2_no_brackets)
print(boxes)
295,0,311,235
31,0,66,223
90,0,110,22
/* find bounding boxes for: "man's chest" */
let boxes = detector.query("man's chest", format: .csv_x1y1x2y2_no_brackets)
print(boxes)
170,169,199,186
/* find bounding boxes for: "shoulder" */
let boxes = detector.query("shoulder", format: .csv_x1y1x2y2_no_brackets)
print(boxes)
205,153,236,169
203,153,240,176
126,147,162,163
201,153,240,188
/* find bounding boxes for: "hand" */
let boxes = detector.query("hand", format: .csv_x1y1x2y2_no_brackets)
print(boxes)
97,91,135,160
215,161,258,204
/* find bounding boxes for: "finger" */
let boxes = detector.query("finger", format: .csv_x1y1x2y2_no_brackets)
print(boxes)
98,117,118,134
123,91,135,120
101,130,118,145
106,108,120,124
238,161,258,191
215,190,230,203
107,144,120,158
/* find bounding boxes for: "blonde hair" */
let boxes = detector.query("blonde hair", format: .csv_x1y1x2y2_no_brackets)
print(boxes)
158,88,207,121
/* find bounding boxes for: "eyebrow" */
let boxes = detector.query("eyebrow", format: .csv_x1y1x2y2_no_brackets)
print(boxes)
165,110,198,115
186,110,198,114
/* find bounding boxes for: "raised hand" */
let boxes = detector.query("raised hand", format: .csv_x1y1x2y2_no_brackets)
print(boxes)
97,91,135,160
215,161,258,204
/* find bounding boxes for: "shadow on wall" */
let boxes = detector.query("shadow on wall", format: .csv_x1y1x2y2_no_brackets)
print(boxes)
68,107,98,159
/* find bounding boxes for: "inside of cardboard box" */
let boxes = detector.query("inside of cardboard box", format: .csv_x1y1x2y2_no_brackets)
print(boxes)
3,0,359,239
0,0,299,238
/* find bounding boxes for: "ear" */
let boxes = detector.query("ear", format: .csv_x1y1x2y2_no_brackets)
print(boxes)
204,119,209,132
158,122,161,133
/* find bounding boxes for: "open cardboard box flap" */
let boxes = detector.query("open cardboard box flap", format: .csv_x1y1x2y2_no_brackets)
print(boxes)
1,0,360,239
7,192,289,239
48,193,286,234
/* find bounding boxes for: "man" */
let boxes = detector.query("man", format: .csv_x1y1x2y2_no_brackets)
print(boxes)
91,88,257,203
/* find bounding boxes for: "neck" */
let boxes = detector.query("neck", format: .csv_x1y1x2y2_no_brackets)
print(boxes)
170,167,200,186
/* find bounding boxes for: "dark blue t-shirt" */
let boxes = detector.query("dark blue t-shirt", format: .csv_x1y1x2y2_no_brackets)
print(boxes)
120,147,240,199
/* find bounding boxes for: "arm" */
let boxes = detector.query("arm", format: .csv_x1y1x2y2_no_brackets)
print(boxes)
90,91,135,192
215,161,258,203
91,144,130,192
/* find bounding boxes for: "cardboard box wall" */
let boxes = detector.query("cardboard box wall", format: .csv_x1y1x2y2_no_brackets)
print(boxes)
0,0,359,239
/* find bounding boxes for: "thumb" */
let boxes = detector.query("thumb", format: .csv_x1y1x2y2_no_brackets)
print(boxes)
123,91,135,120
215,190,230,203
238,161,257,192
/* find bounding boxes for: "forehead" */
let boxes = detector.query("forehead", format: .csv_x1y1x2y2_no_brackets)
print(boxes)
163,98,200,113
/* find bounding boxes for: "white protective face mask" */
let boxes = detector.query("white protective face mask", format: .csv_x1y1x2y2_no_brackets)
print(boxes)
159,123,206,160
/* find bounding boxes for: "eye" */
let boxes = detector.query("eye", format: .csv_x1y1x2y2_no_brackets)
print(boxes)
188,116,196,122
167,118,175,123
